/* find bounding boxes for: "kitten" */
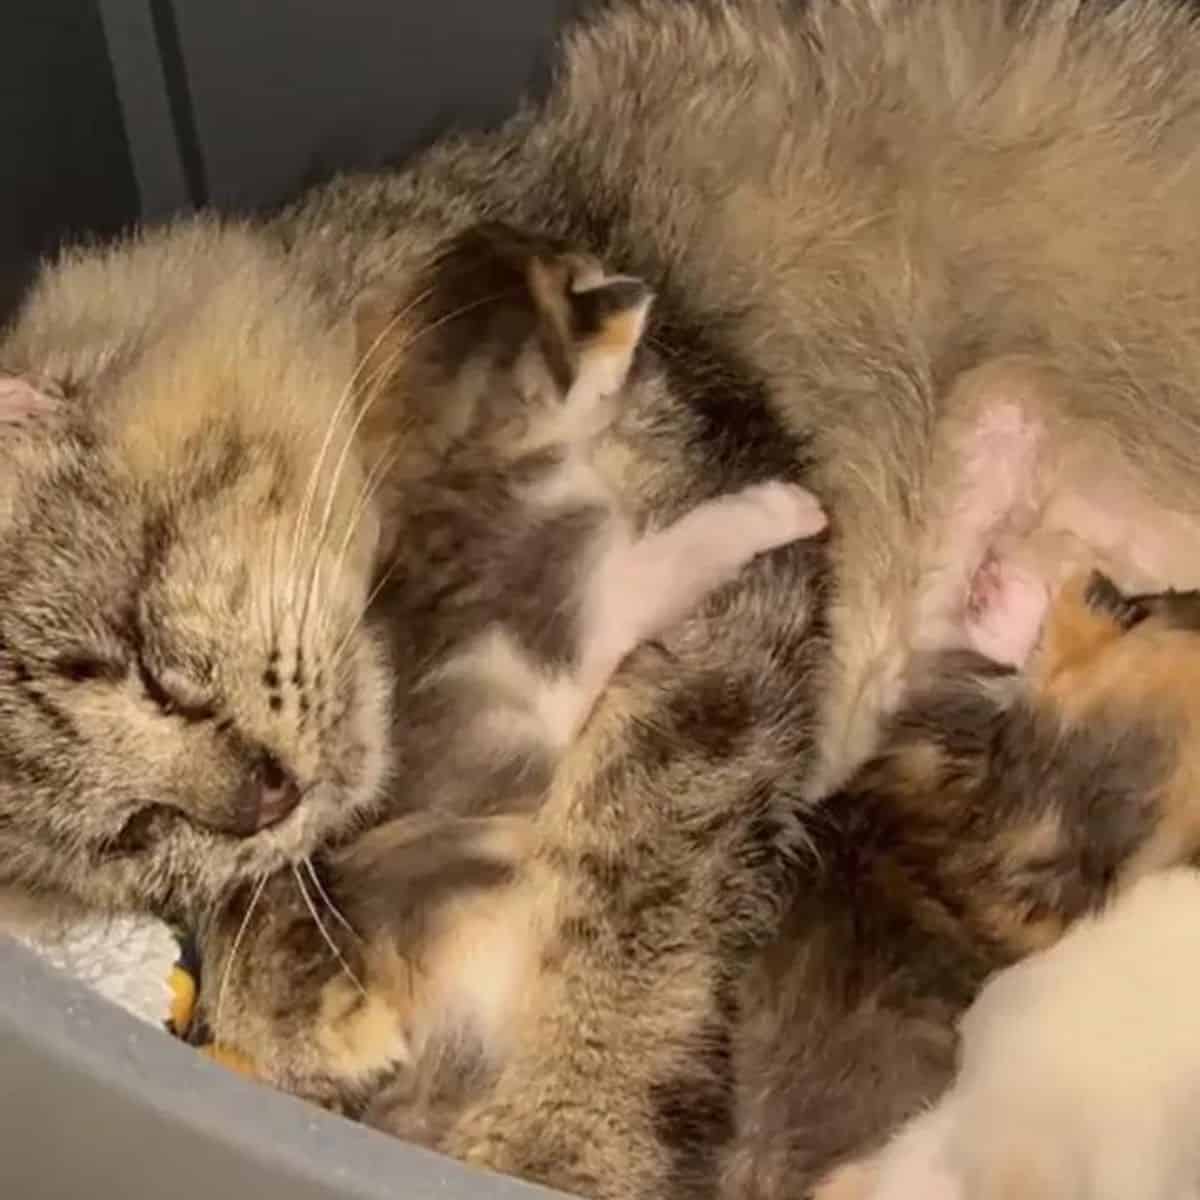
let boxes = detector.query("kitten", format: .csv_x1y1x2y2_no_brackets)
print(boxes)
353,225,827,830
281,0,1200,805
188,223,828,1115
821,868,1200,1200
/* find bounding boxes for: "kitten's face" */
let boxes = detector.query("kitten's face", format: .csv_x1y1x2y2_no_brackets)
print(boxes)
1034,571,1200,761
0,279,391,915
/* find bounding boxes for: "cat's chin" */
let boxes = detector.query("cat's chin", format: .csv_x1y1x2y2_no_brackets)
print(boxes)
84,771,385,916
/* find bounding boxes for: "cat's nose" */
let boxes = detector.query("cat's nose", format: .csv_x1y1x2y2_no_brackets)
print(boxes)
234,753,301,834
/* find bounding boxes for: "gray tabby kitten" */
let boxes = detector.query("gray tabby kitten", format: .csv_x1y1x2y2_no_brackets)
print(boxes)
7,1,1200,1198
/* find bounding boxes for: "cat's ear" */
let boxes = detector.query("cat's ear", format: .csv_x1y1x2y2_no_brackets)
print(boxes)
0,371,63,431
352,223,652,432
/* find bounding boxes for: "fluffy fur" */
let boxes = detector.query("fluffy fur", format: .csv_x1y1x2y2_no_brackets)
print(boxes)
280,0,1200,793
0,223,391,918
9,1,1200,1197
824,867,1200,1200
275,3,1200,1192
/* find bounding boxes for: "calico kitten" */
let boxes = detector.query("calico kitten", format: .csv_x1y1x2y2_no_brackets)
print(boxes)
730,569,1200,1198
188,223,828,1115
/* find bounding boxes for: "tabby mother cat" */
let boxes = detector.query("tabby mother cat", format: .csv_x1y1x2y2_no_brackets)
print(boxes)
6,1,1200,1198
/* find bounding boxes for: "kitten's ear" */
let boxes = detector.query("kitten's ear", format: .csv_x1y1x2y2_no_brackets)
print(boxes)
519,239,653,405
0,372,63,430
352,223,652,433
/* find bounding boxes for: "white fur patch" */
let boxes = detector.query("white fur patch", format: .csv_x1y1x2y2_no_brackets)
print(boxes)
860,869,1200,1200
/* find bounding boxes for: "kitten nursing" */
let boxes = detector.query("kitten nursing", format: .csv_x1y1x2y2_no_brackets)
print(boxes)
11,0,1200,1197
826,869,1200,1200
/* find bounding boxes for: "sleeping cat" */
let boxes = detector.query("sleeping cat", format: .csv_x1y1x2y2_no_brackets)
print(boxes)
11,0,1200,1196
0,223,394,919
255,1,1200,1185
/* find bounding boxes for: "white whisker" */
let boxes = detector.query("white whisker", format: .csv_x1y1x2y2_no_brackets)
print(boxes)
283,286,420,608
213,873,269,1043
313,446,398,649
295,289,509,654
292,285,517,674
292,863,367,996
285,282,435,631
303,856,360,942
332,552,403,669
291,335,408,650
287,386,360,615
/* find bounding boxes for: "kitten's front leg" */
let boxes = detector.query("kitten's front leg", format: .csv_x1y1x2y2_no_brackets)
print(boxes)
572,480,827,726
602,480,827,640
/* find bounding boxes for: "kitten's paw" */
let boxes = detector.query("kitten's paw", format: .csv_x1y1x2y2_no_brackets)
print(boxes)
965,552,1048,667
736,480,829,545
315,966,411,1080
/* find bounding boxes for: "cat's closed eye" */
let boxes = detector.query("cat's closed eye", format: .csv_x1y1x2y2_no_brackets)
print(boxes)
52,654,126,684
135,659,216,722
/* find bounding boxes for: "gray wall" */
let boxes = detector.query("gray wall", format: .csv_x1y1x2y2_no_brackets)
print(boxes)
2,0,581,318
99,0,581,217
0,1,138,319
168,0,580,212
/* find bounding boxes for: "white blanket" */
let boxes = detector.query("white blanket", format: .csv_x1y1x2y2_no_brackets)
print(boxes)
6,904,177,1027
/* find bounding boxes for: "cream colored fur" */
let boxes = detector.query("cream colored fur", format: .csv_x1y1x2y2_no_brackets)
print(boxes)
823,869,1200,1200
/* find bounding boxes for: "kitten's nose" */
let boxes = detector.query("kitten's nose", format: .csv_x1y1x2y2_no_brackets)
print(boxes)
234,754,301,834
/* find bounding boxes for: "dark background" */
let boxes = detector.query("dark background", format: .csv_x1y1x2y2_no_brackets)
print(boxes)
0,0,582,322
